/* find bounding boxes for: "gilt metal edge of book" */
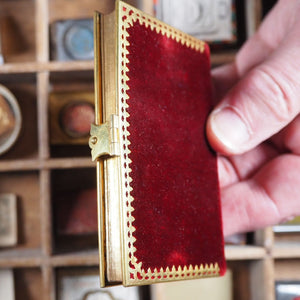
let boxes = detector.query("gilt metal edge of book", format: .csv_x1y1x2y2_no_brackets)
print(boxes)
90,0,223,287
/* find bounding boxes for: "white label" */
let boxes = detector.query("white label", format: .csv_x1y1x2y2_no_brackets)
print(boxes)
156,0,234,41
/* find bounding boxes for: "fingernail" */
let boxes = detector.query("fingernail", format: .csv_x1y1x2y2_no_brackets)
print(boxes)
210,107,251,153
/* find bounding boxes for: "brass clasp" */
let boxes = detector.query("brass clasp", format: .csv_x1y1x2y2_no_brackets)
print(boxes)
89,114,120,161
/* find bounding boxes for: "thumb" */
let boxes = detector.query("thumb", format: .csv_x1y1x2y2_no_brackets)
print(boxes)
207,32,300,155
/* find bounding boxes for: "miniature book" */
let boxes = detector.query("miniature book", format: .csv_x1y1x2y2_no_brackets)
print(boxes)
90,0,226,287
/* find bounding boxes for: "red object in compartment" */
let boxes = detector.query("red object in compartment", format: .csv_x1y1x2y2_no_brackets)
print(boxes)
60,102,95,138
56,188,98,235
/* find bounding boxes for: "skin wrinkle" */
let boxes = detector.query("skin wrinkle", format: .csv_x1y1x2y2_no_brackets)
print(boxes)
256,154,300,217
218,142,279,189
254,66,292,123
223,179,282,234
241,180,256,230
222,182,254,233
228,143,278,180
228,157,247,183
238,196,252,232
253,178,282,225
218,156,240,188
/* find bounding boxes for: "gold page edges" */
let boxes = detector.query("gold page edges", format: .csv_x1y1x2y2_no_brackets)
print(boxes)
117,1,221,286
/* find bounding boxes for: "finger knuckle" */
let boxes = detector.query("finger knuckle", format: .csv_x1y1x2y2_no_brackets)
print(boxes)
251,66,296,123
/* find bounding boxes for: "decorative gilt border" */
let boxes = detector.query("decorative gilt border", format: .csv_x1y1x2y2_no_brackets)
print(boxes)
118,1,220,285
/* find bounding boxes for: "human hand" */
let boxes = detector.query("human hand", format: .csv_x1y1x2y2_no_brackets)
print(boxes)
206,0,300,236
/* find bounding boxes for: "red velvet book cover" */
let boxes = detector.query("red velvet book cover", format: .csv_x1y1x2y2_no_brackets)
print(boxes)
117,1,226,285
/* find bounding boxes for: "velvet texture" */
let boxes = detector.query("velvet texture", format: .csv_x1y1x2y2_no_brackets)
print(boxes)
126,21,225,274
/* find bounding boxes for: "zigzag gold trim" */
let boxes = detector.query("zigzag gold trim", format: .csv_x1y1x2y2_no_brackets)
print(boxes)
118,1,220,285
130,263,221,284
119,1,205,53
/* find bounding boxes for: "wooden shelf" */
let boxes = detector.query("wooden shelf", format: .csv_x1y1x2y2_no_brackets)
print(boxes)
0,249,99,268
225,245,267,261
273,242,300,259
50,250,99,267
0,61,94,75
0,158,94,172
0,249,43,268
27,244,273,297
